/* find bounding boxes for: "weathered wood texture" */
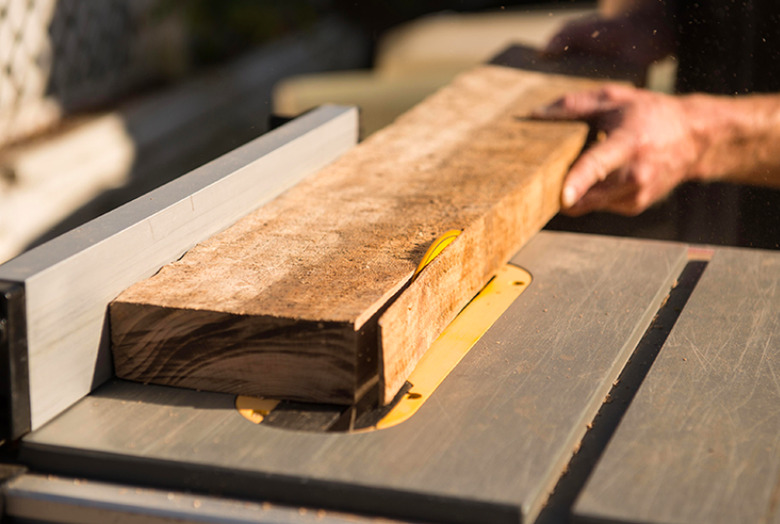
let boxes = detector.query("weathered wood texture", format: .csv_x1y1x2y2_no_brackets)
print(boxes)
574,248,780,524
0,105,357,431
24,232,688,524
111,65,598,405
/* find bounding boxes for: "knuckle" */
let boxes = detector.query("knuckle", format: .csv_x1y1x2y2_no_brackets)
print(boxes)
596,88,613,103
581,153,608,182
630,164,655,188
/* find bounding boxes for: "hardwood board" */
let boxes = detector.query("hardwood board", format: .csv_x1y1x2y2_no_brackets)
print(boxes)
23,232,687,524
377,114,584,403
0,105,358,431
574,248,780,524
111,65,598,405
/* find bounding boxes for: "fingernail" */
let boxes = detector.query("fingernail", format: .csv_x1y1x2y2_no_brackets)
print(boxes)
562,186,577,208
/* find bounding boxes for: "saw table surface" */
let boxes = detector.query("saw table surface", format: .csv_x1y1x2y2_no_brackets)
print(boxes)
5,232,780,523
3,50,780,523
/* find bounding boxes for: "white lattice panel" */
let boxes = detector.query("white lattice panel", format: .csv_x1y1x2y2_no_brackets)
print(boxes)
0,0,167,148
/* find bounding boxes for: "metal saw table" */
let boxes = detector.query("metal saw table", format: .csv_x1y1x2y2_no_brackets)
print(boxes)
1,105,779,524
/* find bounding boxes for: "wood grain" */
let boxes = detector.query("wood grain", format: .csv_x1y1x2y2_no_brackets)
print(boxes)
25,232,688,524
110,65,599,405
574,248,780,524
0,105,357,431
378,109,585,403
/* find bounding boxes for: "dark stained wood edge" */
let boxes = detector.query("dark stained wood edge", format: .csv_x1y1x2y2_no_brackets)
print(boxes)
0,105,358,431
111,302,359,404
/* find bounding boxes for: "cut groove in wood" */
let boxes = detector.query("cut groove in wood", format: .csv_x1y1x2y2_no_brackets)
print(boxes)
110,65,601,405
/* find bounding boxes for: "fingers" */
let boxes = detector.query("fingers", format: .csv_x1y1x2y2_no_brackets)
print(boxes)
564,175,637,216
561,130,635,209
529,88,638,211
565,159,665,216
567,184,653,216
529,85,656,214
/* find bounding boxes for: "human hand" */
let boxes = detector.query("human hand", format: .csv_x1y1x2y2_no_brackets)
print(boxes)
532,85,701,216
544,12,673,69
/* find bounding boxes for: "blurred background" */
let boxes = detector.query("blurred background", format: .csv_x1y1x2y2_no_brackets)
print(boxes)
0,0,608,263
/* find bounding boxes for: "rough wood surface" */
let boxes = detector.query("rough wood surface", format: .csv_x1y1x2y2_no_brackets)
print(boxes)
111,65,598,405
0,105,357,432
377,110,585,402
26,232,688,524
574,248,780,524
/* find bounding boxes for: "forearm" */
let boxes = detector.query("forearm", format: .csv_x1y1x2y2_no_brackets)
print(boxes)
684,94,780,188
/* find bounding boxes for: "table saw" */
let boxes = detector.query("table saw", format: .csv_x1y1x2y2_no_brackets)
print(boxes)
1,76,779,524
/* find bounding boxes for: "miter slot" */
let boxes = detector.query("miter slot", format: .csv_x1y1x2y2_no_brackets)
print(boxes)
535,258,709,524
2,473,382,524
574,247,779,524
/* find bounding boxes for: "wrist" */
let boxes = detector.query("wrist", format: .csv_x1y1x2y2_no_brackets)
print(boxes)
681,93,780,185
678,94,720,182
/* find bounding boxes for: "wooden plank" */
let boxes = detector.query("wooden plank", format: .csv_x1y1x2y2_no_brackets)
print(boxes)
110,65,597,406
3,474,395,524
0,105,358,431
377,109,586,402
574,248,780,524
23,232,687,524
